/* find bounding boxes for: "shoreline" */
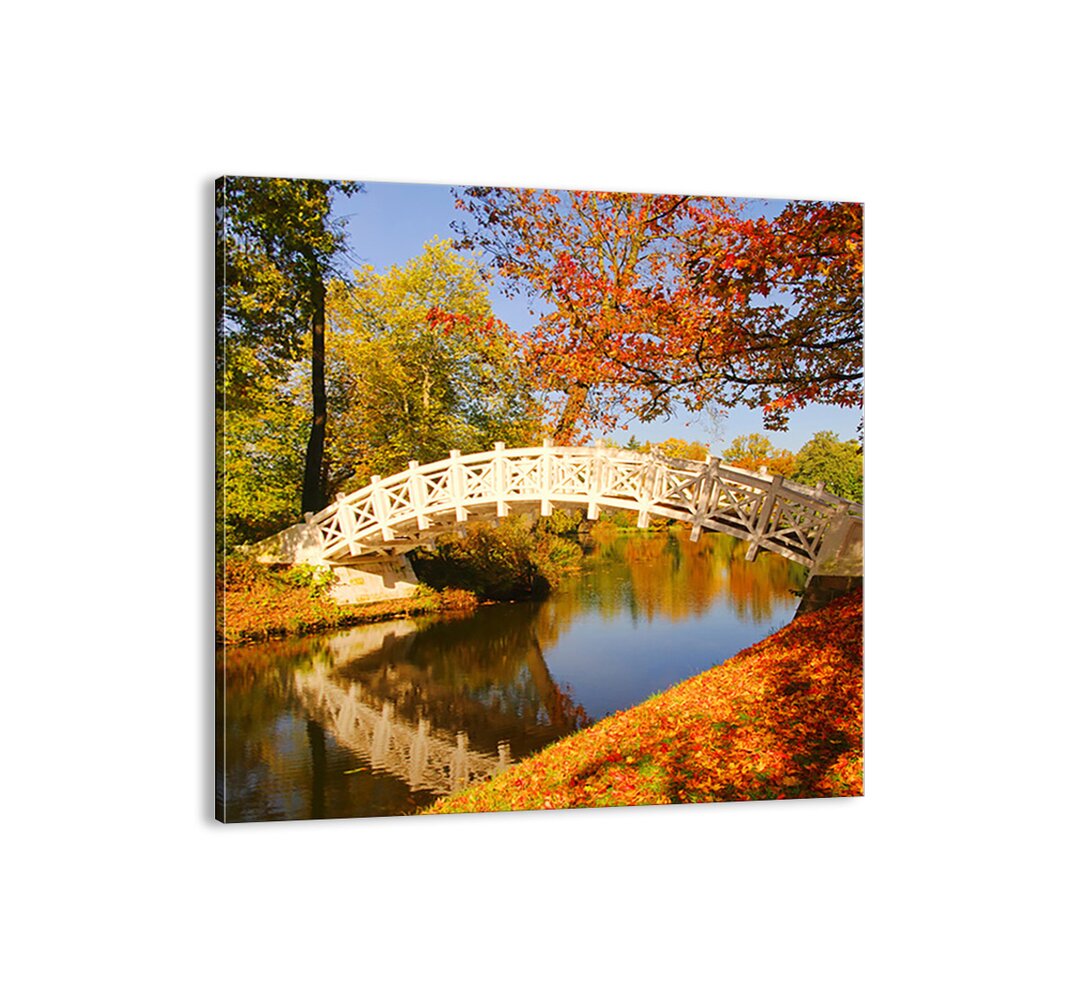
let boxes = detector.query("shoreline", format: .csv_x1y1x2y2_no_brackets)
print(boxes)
426,589,863,814
217,521,729,646
216,570,479,646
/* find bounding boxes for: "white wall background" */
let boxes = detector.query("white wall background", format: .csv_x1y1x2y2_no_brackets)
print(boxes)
2,3,1075,997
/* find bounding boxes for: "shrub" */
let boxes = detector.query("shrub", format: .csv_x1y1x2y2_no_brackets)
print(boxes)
411,515,581,600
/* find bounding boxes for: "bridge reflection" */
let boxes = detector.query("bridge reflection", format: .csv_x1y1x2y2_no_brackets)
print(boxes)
296,663,514,796
221,606,590,813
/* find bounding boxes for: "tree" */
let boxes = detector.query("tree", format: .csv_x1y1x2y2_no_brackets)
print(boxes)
452,187,731,442
324,239,540,491
649,437,710,461
720,433,795,477
453,188,862,438
218,347,311,547
790,431,863,502
677,201,863,428
217,176,360,514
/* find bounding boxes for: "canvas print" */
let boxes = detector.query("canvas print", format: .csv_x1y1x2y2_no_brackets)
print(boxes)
215,177,864,823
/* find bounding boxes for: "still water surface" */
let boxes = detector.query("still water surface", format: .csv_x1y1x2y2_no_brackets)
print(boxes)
217,531,805,821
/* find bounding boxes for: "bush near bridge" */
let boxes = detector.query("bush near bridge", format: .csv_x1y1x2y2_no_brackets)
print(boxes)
426,589,862,814
411,514,583,600
216,557,476,645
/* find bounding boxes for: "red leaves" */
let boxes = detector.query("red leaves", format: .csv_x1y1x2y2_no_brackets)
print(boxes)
452,186,862,438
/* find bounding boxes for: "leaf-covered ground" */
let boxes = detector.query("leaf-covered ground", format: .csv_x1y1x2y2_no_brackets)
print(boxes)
216,557,477,645
427,590,862,814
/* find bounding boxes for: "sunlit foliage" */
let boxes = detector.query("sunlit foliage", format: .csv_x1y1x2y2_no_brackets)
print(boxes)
217,177,361,514
325,239,541,493
411,514,582,600
681,201,863,429
721,433,795,477
646,437,710,461
790,431,863,503
453,188,862,439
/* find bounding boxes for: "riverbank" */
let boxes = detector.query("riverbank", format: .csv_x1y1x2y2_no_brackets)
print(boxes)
219,514,587,645
216,558,477,645
426,589,862,813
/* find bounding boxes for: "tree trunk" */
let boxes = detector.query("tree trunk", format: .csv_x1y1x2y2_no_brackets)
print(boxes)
302,279,327,514
553,383,589,445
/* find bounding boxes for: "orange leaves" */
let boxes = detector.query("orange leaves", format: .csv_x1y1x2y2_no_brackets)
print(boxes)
425,306,520,349
428,591,863,814
451,186,862,439
451,185,735,435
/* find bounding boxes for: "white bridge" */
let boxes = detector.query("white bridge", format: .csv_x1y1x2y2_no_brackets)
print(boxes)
254,442,863,574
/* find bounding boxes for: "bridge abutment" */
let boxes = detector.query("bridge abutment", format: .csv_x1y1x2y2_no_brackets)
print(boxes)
796,514,863,617
240,522,421,604
328,556,420,604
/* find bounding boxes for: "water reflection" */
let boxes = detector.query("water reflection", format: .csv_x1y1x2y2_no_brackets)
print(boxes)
218,531,805,821
567,529,805,624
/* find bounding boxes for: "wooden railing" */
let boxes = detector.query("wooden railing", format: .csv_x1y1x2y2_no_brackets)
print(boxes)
306,442,862,569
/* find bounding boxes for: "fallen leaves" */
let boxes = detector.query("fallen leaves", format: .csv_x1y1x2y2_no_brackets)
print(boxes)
427,591,863,815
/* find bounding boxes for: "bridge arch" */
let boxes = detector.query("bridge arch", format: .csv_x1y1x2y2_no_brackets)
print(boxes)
252,442,862,573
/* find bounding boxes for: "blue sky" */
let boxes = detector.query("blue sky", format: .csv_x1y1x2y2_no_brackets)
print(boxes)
332,181,862,455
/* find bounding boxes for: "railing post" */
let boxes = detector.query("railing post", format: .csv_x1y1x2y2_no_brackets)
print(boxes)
407,460,430,530
636,453,655,529
746,473,783,561
449,450,467,522
370,476,395,542
493,441,508,517
303,511,323,559
587,449,604,520
690,457,719,543
540,438,553,516
335,493,359,555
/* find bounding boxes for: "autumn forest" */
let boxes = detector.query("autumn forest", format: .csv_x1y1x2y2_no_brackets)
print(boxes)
215,177,864,822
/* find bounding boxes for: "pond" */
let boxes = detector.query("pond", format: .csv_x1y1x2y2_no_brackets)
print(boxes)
216,530,806,822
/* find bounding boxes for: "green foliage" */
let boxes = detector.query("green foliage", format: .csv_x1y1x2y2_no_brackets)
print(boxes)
538,507,585,536
217,176,361,541
218,226,543,548
217,176,359,380
790,431,863,502
278,563,336,595
598,508,640,530
325,239,541,492
411,515,582,600
598,436,707,460
219,388,310,547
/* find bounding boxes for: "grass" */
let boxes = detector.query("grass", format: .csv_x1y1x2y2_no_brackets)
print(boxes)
426,589,862,814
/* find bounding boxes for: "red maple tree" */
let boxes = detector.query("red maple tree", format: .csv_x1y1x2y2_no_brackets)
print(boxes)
452,188,862,439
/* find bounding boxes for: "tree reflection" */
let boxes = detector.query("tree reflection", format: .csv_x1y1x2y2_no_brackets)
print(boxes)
547,530,806,626
217,528,805,821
